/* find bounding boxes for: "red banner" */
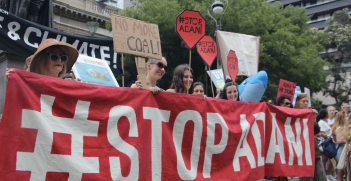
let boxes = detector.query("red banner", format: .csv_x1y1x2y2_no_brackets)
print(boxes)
0,70,315,181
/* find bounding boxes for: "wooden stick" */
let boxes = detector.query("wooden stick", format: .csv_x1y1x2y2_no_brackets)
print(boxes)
122,53,124,87
209,66,215,98
187,49,192,94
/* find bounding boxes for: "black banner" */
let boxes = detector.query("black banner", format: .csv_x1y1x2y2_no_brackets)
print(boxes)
0,9,123,76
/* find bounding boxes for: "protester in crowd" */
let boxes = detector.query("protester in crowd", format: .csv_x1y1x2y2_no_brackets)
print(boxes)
327,106,336,126
24,55,32,72
221,82,240,101
166,64,193,94
341,103,350,118
276,95,291,108
294,94,327,181
192,82,205,96
343,119,351,181
316,109,336,181
131,57,167,94
332,112,348,181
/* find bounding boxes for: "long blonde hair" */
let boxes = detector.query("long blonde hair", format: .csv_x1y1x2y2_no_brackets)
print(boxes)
332,112,347,134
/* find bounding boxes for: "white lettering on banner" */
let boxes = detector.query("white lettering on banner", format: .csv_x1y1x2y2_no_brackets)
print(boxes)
252,112,266,167
16,95,100,181
203,113,229,178
233,114,256,171
100,46,110,60
90,44,100,58
108,105,139,181
72,39,80,48
0,8,9,15
42,31,49,42
0,16,4,28
173,110,202,180
8,21,20,40
79,42,88,55
303,118,312,165
285,117,303,165
56,34,67,43
266,113,286,164
143,107,171,181
24,27,42,48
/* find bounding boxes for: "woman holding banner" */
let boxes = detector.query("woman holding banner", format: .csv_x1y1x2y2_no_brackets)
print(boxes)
131,57,168,94
166,64,194,94
6,39,78,79
295,94,327,181
221,82,240,101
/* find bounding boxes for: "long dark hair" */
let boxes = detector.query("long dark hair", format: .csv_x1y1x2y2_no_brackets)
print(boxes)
222,82,240,101
276,95,291,106
170,64,194,94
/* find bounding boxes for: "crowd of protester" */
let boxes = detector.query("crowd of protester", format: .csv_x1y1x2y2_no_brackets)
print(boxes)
4,38,351,181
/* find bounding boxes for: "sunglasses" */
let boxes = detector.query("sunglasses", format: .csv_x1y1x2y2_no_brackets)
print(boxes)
47,53,68,63
284,102,291,105
150,62,168,71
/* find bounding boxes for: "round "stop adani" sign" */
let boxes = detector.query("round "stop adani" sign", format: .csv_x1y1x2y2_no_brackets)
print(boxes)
176,10,206,49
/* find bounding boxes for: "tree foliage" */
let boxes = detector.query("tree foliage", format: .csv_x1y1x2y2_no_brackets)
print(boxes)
107,0,328,100
320,8,351,108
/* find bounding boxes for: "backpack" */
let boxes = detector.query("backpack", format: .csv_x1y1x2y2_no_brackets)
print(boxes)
320,137,339,159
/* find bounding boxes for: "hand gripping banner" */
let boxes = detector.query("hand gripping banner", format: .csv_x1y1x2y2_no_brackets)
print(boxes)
0,70,315,181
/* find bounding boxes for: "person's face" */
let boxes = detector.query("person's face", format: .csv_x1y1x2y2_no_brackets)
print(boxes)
193,85,204,96
280,98,291,108
342,105,349,113
148,58,167,80
298,97,309,109
45,48,66,77
328,107,335,118
226,85,238,101
183,70,193,90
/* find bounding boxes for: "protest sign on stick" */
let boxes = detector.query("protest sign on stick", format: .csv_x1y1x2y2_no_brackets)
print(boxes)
111,14,162,88
276,79,296,103
304,87,311,108
197,35,218,97
176,10,206,94
227,50,239,82
206,69,225,90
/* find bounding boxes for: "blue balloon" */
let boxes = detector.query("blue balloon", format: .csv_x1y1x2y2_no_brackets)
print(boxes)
238,71,268,102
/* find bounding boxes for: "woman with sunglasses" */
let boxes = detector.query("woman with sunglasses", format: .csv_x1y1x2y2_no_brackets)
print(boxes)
6,39,78,79
276,95,291,108
29,38,78,78
131,57,168,94
166,64,193,94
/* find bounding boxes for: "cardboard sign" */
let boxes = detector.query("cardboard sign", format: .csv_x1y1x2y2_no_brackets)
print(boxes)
216,31,260,77
72,54,119,87
276,79,296,103
227,50,239,81
196,35,218,66
111,14,162,59
206,69,225,90
135,56,149,89
176,10,206,49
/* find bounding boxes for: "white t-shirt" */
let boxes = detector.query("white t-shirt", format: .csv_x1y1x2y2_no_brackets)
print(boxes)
317,120,332,143
327,118,335,124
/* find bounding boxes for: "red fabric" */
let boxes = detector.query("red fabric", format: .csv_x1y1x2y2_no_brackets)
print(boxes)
0,69,315,181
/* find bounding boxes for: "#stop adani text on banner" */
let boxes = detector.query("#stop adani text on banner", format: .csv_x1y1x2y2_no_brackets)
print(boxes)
0,70,316,181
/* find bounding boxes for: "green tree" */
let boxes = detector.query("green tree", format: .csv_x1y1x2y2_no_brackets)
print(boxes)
107,0,329,100
320,9,351,109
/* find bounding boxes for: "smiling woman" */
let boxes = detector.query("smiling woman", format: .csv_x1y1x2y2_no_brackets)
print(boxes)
30,38,79,78
166,64,194,94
